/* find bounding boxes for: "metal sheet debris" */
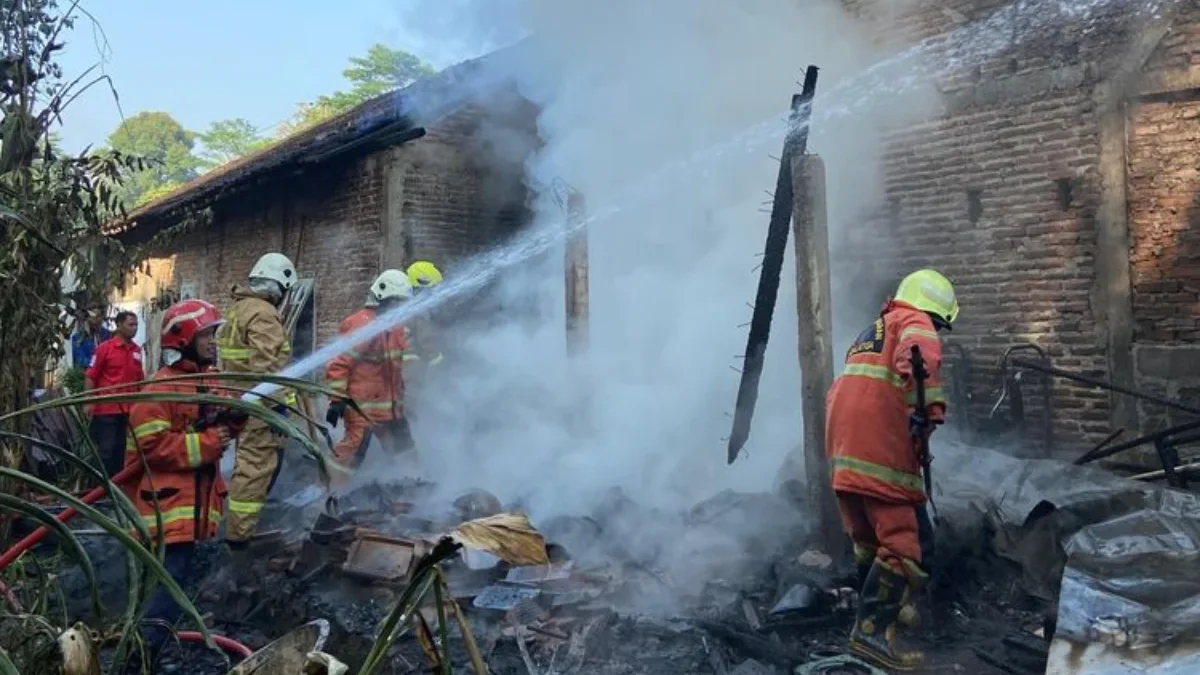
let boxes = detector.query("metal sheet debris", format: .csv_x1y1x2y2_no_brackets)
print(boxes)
505,561,574,585
472,584,541,611
1046,506,1200,674
340,533,417,583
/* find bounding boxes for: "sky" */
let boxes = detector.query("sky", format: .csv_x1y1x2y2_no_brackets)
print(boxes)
56,0,517,153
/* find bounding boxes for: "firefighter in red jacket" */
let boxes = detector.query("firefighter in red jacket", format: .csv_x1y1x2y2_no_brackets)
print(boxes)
825,269,958,671
324,269,415,485
124,299,245,672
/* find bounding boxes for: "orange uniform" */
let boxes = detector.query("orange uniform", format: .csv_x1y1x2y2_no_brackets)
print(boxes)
325,307,413,470
825,300,945,584
125,363,235,545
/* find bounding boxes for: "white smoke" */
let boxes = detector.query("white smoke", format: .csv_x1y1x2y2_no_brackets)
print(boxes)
396,0,942,523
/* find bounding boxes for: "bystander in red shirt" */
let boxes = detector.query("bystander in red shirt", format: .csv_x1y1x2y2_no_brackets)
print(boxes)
86,335,145,415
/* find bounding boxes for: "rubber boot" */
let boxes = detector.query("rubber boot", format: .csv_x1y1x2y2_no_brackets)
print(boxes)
859,561,918,627
849,563,924,671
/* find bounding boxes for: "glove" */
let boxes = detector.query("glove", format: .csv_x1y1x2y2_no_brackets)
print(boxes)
909,409,929,438
326,400,346,428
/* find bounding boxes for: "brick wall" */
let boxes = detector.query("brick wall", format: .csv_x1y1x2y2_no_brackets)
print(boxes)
846,91,1106,453
833,0,1150,454
1126,3,1200,430
118,91,538,358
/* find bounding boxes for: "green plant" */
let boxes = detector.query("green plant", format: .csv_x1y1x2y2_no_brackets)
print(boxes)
0,372,349,673
60,367,84,396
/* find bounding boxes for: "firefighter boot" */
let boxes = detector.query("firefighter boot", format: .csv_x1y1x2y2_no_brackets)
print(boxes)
858,561,918,628
849,563,924,671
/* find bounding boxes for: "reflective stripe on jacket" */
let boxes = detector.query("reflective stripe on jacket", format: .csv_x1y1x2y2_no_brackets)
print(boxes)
825,300,947,504
403,316,443,366
215,288,295,408
123,364,229,545
325,307,409,421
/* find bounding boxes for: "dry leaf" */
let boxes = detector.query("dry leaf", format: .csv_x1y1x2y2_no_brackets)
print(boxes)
303,651,349,675
451,513,550,566
59,623,100,675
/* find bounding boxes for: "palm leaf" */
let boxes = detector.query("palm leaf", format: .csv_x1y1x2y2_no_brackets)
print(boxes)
0,646,20,675
0,468,214,651
1,392,332,486
0,494,101,618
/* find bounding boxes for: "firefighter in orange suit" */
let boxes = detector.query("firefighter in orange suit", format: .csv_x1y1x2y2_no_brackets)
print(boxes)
324,269,416,485
825,268,958,671
125,299,245,672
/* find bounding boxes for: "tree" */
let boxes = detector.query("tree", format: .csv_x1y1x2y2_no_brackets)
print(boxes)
0,0,197,439
280,44,435,135
106,111,200,205
197,117,271,170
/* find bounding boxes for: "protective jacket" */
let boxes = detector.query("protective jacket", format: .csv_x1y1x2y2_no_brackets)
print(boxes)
404,316,443,368
216,287,294,408
825,300,946,504
326,307,409,421
125,362,239,545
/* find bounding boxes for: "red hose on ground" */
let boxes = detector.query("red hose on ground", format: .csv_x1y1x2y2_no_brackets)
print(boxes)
177,631,254,659
0,464,144,573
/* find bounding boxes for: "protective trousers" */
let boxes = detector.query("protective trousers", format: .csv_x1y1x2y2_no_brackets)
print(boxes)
836,491,934,590
226,417,283,543
333,410,415,471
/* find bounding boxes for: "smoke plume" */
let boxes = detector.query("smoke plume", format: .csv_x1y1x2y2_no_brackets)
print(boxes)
396,0,941,523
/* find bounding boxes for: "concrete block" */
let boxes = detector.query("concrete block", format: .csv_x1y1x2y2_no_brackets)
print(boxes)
1135,345,1200,381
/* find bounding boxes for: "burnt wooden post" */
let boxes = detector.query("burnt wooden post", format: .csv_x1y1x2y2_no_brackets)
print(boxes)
565,191,590,356
791,154,842,558
728,66,820,464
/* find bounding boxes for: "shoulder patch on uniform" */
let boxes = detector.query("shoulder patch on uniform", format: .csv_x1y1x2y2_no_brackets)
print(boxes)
846,318,886,359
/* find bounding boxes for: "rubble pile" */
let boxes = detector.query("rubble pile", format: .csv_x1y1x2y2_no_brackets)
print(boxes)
51,440,1200,674
155,463,1046,675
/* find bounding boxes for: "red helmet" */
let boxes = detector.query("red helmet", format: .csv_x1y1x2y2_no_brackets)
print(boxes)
161,299,223,351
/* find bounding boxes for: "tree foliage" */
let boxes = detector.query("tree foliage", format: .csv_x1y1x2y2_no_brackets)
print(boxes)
105,111,199,206
280,43,435,135
0,0,193,440
197,117,270,170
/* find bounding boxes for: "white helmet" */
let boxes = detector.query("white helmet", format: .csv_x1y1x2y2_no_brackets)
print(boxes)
249,253,297,291
370,269,413,303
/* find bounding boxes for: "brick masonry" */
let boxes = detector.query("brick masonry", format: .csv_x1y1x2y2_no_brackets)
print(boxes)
835,1,1200,454
1126,2,1200,431
117,87,539,354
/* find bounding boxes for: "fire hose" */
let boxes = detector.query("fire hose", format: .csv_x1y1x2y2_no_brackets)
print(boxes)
0,463,143,573
177,631,253,659
0,465,255,660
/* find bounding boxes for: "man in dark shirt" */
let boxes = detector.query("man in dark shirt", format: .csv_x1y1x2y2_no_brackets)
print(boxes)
85,311,144,476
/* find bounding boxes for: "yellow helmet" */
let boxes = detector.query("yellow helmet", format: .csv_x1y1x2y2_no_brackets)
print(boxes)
894,269,958,329
406,261,443,289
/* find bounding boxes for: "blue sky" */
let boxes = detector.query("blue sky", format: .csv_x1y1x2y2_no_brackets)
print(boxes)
57,0,514,153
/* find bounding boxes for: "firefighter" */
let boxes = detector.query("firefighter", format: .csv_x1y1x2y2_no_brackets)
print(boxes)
324,269,416,486
125,299,244,672
825,268,957,671
404,260,445,368
214,252,297,550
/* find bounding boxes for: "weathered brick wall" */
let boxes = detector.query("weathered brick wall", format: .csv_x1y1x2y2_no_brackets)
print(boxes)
122,154,385,349
846,91,1106,454
119,92,539,358
1126,4,1200,430
832,0,1150,454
